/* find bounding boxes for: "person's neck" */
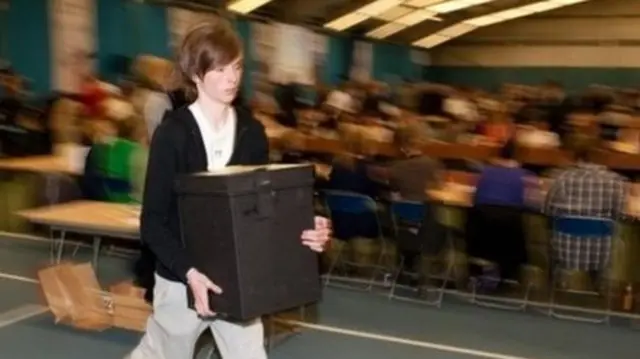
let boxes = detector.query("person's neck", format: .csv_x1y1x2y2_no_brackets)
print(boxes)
195,95,231,131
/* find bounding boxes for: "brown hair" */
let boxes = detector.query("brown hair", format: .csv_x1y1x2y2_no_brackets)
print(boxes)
176,20,243,100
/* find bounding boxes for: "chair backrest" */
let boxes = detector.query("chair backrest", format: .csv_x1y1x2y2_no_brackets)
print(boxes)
322,190,381,240
390,200,425,228
552,216,615,237
323,190,378,215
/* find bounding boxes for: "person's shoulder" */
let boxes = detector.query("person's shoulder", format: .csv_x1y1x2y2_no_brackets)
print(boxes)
152,106,193,143
235,105,258,122
602,168,627,184
160,105,192,128
410,154,440,168
235,105,266,133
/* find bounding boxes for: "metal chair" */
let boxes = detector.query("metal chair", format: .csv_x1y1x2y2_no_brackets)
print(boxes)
387,200,448,307
548,215,616,324
321,190,391,291
467,207,533,312
468,258,533,312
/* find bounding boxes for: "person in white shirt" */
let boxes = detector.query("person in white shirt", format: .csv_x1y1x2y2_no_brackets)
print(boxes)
126,21,331,359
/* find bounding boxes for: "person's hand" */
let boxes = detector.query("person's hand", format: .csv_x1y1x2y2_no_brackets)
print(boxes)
186,268,223,317
301,216,332,253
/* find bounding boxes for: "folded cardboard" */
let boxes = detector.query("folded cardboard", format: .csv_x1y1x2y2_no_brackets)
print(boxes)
38,263,150,332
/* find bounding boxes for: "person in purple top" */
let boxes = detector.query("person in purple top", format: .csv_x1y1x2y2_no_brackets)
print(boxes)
466,141,533,286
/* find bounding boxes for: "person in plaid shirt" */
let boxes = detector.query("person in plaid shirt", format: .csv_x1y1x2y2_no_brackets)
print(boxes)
544,142,628,277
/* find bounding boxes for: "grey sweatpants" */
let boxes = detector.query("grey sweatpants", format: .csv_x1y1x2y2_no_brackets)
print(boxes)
128,274,267,359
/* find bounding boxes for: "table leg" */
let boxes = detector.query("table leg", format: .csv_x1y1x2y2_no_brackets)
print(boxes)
55,230,67,264
49,228,55,263
92,236,102,270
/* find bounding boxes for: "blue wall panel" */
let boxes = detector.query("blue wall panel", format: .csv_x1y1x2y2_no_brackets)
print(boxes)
97,0,170,83
7,0,51,94
325,35,353,86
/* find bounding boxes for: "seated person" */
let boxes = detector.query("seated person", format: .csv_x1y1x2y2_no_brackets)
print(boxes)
466,141,531,285
326,155,378,195
387,128,442,201
597,105,630,142
481,113,514,145
380,129,444,279
81,116,145,203
517,118,560,148
545,140,627,283
320,135,381,241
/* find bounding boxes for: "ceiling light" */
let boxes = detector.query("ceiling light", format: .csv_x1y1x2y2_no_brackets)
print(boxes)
324,0,403,30
325,13,370,31
396,9,439,26
427,0,495,14
376,5,414,21
227,0,272,14
367,23,407,38
406,0,446,6
413,34,451,48
418,0,593,48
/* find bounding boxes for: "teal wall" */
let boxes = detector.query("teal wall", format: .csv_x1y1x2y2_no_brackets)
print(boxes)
325,35,353,86
372,42,415,84
6,0,51,94
97,0,170,83
425,66,640,93
7,0,640,96
3,0,412,95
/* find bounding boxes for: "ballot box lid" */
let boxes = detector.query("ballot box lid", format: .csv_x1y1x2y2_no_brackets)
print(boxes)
175,163,314,195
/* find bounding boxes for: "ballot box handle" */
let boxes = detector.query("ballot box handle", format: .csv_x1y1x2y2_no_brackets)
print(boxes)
253,169,275,219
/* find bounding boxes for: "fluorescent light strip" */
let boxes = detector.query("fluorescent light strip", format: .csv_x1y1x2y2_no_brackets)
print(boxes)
413,0,590,48
407,0,447,6
367,23,408,38
427,0,496,14
397,9,438,26
325,13,370,31
325,0,403,31
464,0,580,26
366,9,438,39
227,0,273,14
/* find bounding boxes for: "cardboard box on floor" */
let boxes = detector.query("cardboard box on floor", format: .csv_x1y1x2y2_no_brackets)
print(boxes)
37,262,151,332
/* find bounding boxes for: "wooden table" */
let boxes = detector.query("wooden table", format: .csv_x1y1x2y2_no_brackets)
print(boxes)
0,155,79,175
428,185,640,218
17,201,140,269
0,155,81,210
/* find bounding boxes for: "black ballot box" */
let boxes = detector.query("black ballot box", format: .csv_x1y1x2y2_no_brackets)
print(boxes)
175,164,321,321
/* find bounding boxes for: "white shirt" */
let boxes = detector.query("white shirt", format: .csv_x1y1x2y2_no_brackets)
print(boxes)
189,103,237,171
517,129,560,148
326,90,356,113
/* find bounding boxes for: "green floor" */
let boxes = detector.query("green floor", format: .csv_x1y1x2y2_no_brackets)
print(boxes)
0,235,637,359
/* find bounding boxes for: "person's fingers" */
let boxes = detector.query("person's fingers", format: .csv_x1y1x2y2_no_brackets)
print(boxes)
206,280,223,295
314,216,330,229
302,228,331,241
302,240,325,251
195,297,206,316
197,291,215,316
